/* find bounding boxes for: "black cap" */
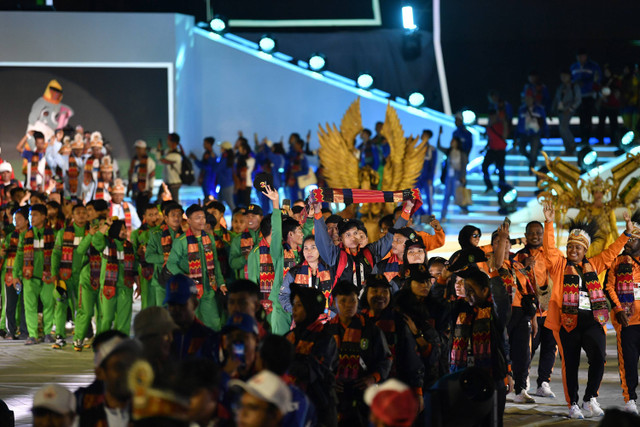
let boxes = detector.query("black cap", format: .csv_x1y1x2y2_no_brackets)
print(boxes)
325,214,342,225
389,227,417,240
337,218,360,236
245,204,263,216
253,172,274,193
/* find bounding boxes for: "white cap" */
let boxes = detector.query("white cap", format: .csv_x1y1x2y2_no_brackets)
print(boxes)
33,384,76,415
0,162,12,173
134,140,147,149
363,378,409,406
93,336,141,368
229,370,292,415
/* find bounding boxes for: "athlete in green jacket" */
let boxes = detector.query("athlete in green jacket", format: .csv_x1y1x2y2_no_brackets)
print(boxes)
167,204,227,331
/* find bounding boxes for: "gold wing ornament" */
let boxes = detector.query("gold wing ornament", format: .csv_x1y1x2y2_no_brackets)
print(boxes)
317,98,362,189
380,102,426,191
610,152,640,209
533,151,582,213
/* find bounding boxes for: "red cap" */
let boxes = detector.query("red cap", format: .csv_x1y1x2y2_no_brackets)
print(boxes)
371,389,418,427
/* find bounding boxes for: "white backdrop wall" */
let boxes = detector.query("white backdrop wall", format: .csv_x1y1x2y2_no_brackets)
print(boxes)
0,11,463,159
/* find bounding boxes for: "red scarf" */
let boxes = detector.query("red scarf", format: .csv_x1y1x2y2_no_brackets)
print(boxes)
23,226,55,283
29,150,51,191
614,255,636,316
111,202,132,234
102,239,135,300
292,261,333,312
282,243,297,279
450,305,493,373
186,228,217,296
59,223,89,281
68,155,80,196
161,223,181,265
561,259,609,332
95,180,109,200
89,245,102,291
381,254,402,284
258,238,275,314
329,313,368,381
137,156,148,191
3,230,21,286
240,230,256,279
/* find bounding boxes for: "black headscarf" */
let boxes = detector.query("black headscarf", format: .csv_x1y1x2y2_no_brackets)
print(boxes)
290,284,326,329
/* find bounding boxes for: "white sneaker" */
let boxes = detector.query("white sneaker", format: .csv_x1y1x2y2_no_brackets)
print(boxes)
513,391,536,404
582,397,604,417
624,400,639,415
569,404,584,419
535,382,556,398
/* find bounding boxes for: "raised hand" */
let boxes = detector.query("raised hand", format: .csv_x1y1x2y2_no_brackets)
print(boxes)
623,209,634,234
542,201,555,223
261,185,279,201
430,218,442,231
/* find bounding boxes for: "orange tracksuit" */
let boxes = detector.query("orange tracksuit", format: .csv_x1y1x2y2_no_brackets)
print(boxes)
417,228,446,256
605,255,640,402
514,245,558,389
544,221,628,406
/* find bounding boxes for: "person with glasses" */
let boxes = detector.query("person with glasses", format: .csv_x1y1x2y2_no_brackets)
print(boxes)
543,201,633,419
603,213,640,414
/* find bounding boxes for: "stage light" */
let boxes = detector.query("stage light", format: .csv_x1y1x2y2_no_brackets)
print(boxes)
462,109,477,125
498,184,518,214
259,35,276,53
357,73,374,89
621,131,635,150
578,146,598,171
408,92,425,107
209,15,227,33
309,53,326,72
402,6,417,30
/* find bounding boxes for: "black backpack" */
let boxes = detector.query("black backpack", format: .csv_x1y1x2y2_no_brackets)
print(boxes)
177,144,195,185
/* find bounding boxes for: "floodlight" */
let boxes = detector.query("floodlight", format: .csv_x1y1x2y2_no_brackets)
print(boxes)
259,35,276,53
408,92,425,107
402,6,417,30
309,54,326,72
578,146,598,171
209,15,227,33
498,184,518,214
357,73,374,89
461,110,477,125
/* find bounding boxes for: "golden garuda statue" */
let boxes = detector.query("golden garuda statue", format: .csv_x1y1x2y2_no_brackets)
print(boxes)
533,151,640,256
317,98,427,238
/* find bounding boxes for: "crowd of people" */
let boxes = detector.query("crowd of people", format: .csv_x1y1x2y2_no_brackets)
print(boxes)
2,121,640,426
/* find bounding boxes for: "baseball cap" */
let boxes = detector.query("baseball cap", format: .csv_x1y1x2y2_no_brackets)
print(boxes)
245,204,263,216
364,379,418,427
164,274,198,305
94,336,142,368
32,384,76,415
221,312,259,335
253,172,274,193
134,139,147,149
337,218,360,236
0,162,12,173
388,227,417,240
229,370,293,415
134,306,179,339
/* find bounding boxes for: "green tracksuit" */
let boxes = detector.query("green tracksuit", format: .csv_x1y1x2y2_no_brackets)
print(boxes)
92,232,138,335
14,226,55,339
51,223,92,339
145,225,181,307
229,229,261,280
248,210,314,334
167,231,225,331
131,224,159,309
